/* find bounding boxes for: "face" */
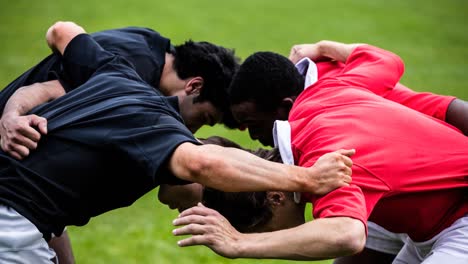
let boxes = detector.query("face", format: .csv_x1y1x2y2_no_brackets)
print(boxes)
158,183,203,212
179,95,222,133
231,101,281,147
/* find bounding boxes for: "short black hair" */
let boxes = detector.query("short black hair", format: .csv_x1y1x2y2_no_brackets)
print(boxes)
173,41,241,128
201,140,283,232
228,51,304,112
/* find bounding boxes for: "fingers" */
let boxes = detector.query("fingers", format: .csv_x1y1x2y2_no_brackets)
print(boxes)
178,203,215,218
0,137,30,160
336,148,355,157
288,45,302,64
0,114,48,160
30,115,48,135
173,214,212,227
177,235,210,247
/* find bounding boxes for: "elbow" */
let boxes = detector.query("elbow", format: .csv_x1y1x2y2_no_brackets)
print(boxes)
45,21,85,55
179,145,221,182
46,21,67,52
335,218,366,256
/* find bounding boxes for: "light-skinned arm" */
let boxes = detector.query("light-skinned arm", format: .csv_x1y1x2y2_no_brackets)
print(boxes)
173,204,366,260
169,142,354,194
0,20,79,159
0,80,65,159
289,40,362,64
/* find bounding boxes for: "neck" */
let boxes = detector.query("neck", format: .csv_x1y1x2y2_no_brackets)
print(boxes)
159,53,186,96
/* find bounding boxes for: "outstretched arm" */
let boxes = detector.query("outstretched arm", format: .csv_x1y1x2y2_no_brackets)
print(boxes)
173,204,365,260
169,142,354,195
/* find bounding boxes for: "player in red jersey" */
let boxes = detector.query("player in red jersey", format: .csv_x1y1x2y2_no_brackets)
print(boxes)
172,41,468,263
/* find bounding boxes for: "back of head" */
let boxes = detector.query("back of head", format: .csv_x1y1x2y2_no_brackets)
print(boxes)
173,41,241,128
229,51,304,112
203,189,272,232
201,139,282,232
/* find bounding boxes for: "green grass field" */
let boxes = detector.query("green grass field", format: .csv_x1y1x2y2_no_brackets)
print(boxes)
1,0,467,263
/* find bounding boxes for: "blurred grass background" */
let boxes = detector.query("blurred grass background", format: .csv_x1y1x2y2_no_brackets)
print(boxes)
1,0,467,263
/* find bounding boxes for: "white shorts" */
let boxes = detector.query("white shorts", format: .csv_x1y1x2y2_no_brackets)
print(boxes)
366,221,408,255
366,216,468,263
0,204,57,263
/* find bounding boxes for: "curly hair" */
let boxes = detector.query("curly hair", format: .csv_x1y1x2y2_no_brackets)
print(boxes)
228,51,304,112
173,41,241,128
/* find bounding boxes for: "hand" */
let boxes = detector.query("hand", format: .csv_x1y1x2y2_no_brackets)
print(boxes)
308,149,355,195
289,43,323,64
0,112,47,160
173,203,243,259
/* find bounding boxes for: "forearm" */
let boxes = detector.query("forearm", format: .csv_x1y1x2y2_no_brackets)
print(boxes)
316,40,362,63
237,217,365,260
2,80,65,117
170,143,311,192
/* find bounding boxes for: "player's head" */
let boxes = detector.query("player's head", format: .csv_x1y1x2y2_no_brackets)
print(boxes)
202,147,305,232
228,51,304,146
202,189,305,233
172,41,241,130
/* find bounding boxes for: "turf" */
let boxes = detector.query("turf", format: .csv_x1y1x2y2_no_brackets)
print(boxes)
1,0,467,263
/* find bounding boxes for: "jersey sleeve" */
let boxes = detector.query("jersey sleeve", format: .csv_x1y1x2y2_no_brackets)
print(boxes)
385,83,456,121
309,184,384,235
61,34,141,89
91,27,170,87
109,113,200,185
335,45,405,95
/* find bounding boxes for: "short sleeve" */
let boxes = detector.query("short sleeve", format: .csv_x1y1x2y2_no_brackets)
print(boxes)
385,83,456,121
109,114,200,185
335,45,405,95
91,27,171,87
61,34,134,89
309,184,385,235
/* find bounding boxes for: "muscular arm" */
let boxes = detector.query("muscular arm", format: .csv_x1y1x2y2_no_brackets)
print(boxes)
173,204,366,260
169,142,353,195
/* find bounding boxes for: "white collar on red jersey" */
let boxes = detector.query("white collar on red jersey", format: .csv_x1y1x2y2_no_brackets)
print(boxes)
272,58,318,204
295,57,319,89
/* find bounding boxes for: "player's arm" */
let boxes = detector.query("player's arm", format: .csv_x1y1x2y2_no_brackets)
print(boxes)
289,41,362,64
0,80,65,159
168,142,354,195
47,21,125,87
173,204,365,260
446,98,468,135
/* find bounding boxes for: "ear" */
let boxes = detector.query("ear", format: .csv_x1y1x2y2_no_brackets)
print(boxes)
185,77,204,95
267,192,286,207
276,97,295,120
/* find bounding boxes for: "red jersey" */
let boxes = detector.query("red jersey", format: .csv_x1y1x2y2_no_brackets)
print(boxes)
314,59,456,122
290,45,468,241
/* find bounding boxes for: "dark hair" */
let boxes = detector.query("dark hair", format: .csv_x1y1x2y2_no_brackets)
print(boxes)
228,51,304,112
173,41,241,128
200,136,283,232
